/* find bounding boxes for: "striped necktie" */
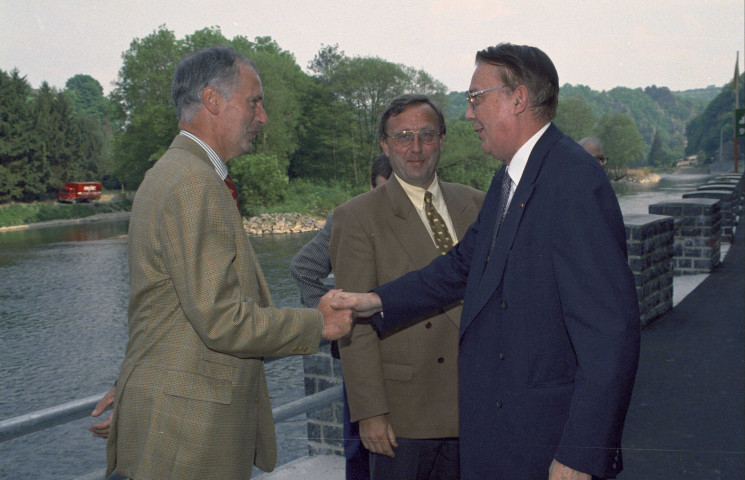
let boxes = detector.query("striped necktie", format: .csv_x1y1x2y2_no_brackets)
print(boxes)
424,191,454,255
487,171,512,261
224,175,240,212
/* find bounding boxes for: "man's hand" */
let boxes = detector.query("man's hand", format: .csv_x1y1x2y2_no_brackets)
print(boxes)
548,459,591,480
359,414,398,458
330,291,382,318
318,289,353,340
89,387,115,439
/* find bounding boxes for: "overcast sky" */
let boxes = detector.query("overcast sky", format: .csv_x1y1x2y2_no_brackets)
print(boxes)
2,0,742,95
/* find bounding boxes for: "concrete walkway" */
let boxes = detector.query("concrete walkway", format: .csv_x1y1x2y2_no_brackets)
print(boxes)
618,220,744,479
259,224,745,480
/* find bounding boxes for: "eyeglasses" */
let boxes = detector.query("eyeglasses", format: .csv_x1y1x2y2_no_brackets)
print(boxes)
387,129,441,147
595,155,608,165
465,85,509,107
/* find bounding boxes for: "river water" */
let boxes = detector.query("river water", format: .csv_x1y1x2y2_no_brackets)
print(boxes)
0,172,720,479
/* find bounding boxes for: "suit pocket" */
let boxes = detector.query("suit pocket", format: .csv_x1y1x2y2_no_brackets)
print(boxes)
202,348,239,367
164,370,232,405
382,362,413,381
200,350,237,381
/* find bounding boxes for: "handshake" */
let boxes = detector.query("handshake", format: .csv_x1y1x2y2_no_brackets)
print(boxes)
317,290,383,340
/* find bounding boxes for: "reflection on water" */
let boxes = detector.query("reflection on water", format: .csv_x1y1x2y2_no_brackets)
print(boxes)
0,172,721,478
613,173,718,215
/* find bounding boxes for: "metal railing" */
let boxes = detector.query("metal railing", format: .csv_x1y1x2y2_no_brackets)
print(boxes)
0,384,343,444
1,362,343,480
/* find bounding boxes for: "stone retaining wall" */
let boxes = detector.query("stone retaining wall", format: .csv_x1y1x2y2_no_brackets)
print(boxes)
624,214,675,327
649,199,721,275
681,190,736,241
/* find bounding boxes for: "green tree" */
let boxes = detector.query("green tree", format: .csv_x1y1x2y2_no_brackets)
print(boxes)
554,97,596,141
647,130,664,167
0,69,34,202
112,103,177,189
64,74,116,185
300,45,448,186
595,113,644,180
685,74,744,158
112,25,180,123
438,118,500,190
65,74,109,121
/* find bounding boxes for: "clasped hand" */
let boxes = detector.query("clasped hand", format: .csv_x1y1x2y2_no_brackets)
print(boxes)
329,291,383,318
318,289,355,340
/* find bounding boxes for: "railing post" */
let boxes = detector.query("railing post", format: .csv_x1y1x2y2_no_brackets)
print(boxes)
624,214,675,327
302,343,345,456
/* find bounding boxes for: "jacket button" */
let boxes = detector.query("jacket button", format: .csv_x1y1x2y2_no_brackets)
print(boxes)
500,301,507,309
437,357,444,363
612,463,617,469
496,401,502,408
499,353,505,360
425,322,432,329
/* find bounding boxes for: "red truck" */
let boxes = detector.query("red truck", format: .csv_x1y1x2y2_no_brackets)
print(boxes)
57,182,102,203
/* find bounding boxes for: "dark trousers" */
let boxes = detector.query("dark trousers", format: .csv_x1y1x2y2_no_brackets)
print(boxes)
343,382,370,480
369,437,460,480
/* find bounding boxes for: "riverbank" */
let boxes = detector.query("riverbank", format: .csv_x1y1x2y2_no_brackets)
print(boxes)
615,168,662,184
0,210,327,235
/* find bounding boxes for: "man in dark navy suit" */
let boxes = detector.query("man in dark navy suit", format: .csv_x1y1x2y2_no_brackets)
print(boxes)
331,43,640,480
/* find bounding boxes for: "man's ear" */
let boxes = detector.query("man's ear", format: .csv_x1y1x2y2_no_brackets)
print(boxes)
380,139,390,157
513,85,529,114
202,86,220,115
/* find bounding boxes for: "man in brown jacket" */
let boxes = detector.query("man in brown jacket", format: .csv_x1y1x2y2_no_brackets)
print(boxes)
101,46,352,480
330,94,484,479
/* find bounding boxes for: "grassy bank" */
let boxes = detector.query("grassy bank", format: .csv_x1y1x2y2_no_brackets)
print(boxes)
0,180,361,228
0,199,133,228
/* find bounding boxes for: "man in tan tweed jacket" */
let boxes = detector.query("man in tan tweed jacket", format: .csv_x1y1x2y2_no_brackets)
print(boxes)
330,95,485,479
100,46,352,480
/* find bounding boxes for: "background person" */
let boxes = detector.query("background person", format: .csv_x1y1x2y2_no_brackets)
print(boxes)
579,136,608,166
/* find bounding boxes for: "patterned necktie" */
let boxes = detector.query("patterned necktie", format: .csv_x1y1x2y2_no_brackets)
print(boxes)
496,170,512,231
488,170,513,257
224,175,240,211
424,191,454,255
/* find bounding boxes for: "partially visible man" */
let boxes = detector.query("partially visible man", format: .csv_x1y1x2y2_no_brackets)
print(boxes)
330,94,484,480
289,153,392,480
332,44,640,480
290,154,392,309
579,136,607,166
102,46,352,480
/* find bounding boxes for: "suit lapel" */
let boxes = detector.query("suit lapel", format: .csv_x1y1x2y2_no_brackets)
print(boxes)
440,181,477,240
385,177,441,270
461,124,562,335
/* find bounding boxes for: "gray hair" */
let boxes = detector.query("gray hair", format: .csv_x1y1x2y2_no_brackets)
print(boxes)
172,46,256,123
578,137,603,149
475,43,559,121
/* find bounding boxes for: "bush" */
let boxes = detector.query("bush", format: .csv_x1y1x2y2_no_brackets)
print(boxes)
230,154,289,217
273,179,362,217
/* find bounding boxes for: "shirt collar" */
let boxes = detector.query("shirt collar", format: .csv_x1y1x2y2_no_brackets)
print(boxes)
394,173,443,208
179,130,228,180
506,122,551,186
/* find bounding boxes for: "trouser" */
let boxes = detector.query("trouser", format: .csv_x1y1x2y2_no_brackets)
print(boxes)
369,437,460,480
343,382,370,480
